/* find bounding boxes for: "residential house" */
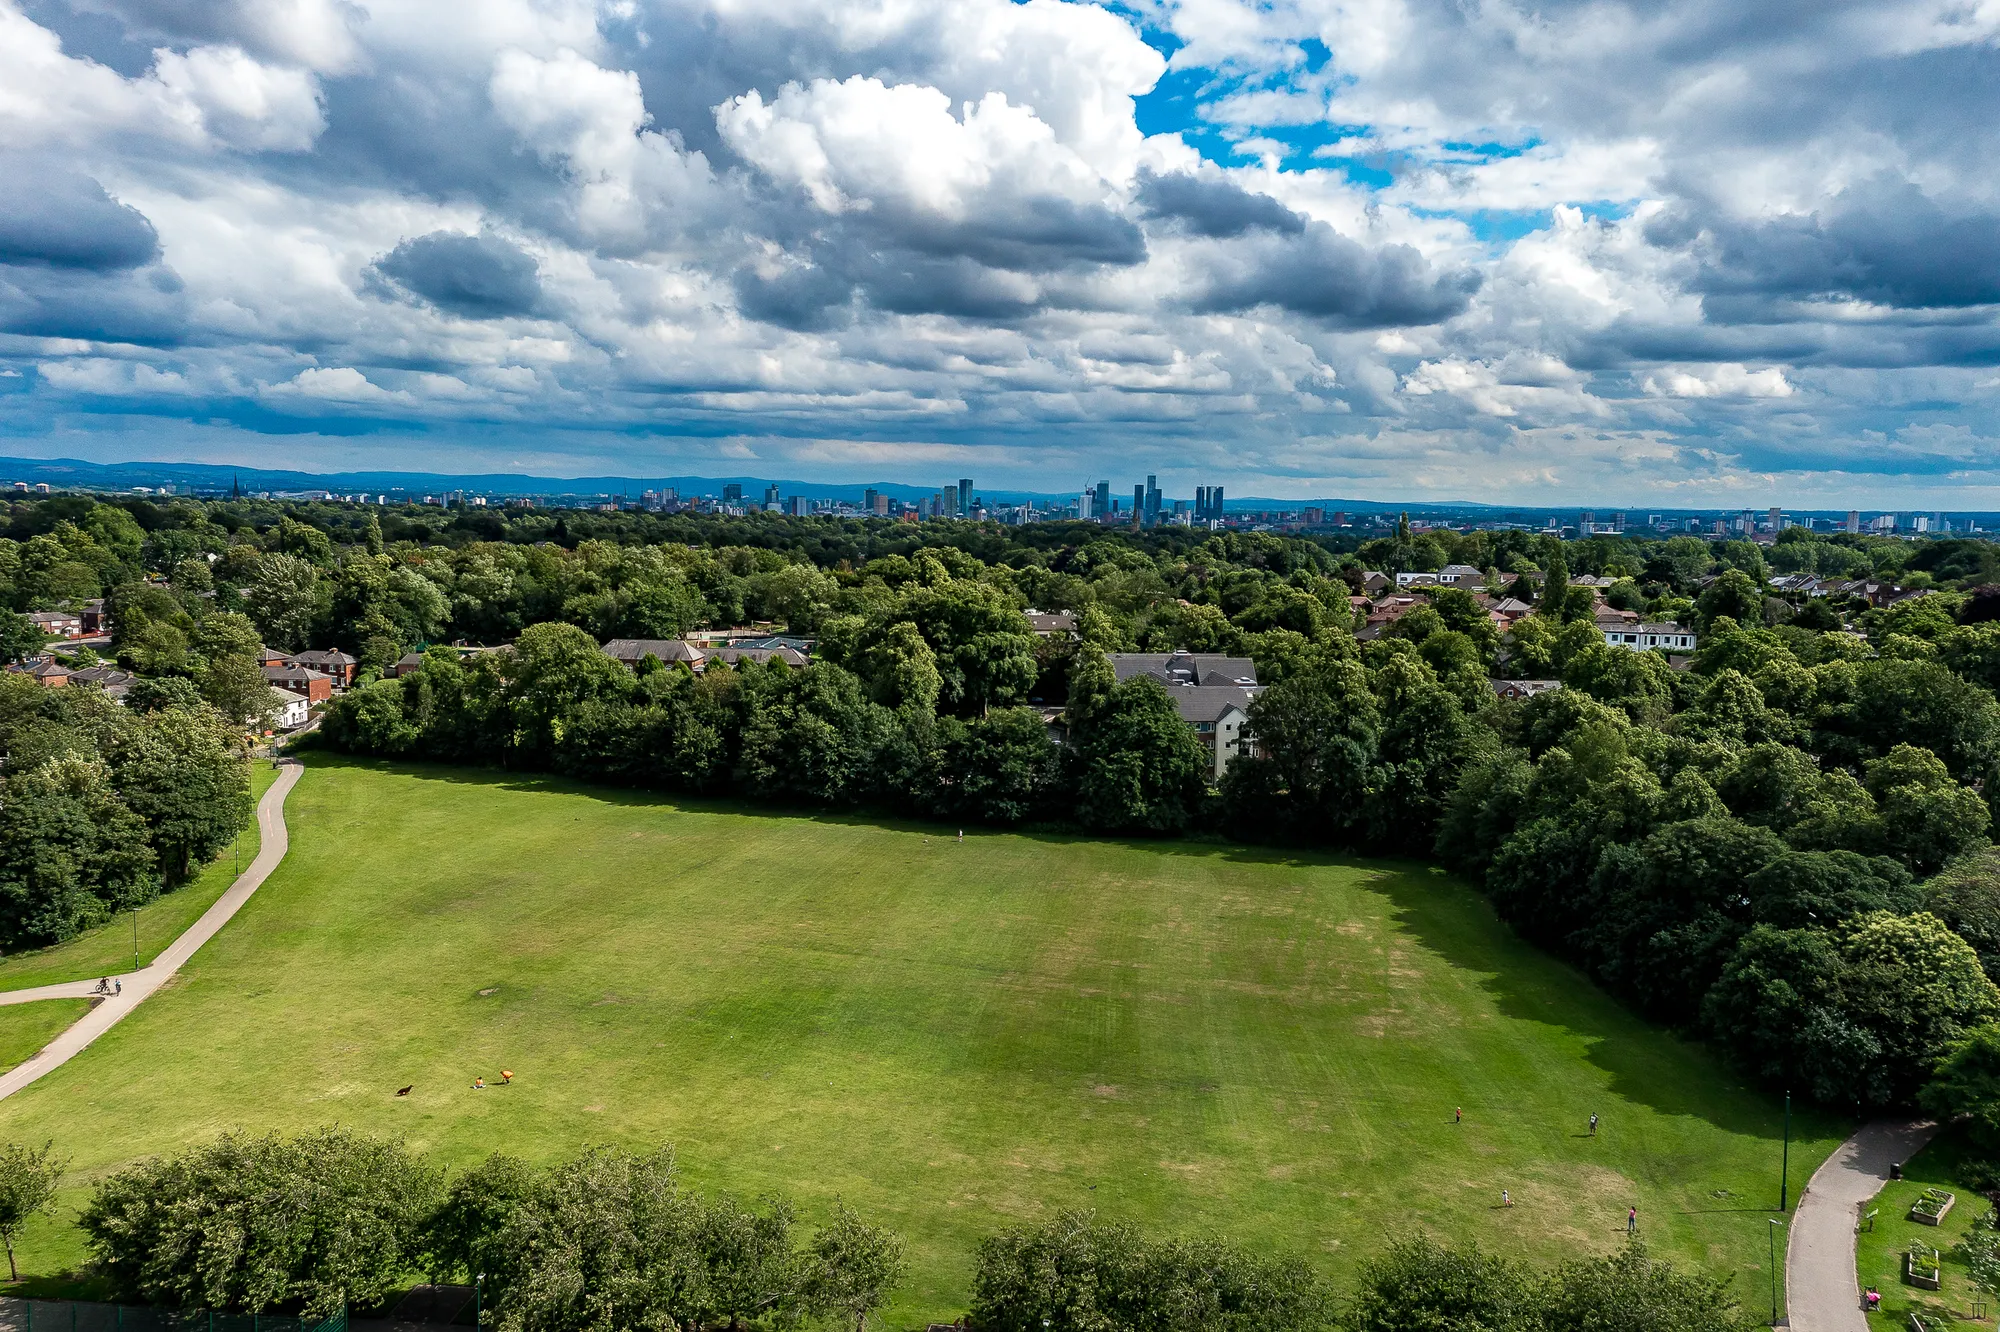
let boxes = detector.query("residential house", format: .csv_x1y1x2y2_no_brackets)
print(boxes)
26,610,83,639
1488,597,1534,628
1359,571,1394,596
1023,610,1078,638
18,658,70,686
1165,686,1258,779
1492,679,1563,701
706,644,809,669
1597,621,1697,653
1109,650,1259,688
600,637,807,673
266,686,311,730
256,647,290,668
1355,597,1423,641
78,599,108,634
390,652,427,678
263,663,333,703
1106,651,1261,775
1395,571,1441,587
68,664,134,700
286,648,358,688
1437,564,1485,586
602,638,707,670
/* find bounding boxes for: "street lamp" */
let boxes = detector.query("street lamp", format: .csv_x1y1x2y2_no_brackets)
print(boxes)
1779,1091,1791,1211
476,1273,484,1332
1768,1219,1781,1325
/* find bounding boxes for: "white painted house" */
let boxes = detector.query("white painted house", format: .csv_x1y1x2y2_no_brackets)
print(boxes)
1597,621,1697,652
267,686,310,730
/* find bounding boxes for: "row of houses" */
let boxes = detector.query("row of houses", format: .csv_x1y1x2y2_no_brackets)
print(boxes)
600,636,814,672
1769,574,1931,607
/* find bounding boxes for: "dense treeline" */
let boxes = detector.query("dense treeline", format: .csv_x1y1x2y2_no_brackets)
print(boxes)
0,673,250,949
66,1128,1737,1329
16,496,2000,1109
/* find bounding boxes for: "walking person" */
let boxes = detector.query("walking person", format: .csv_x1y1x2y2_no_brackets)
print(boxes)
114,978,121,995
1627,1206,1637,1235
1502,1190,1511,1208
1455,1106,1462,1124
1589,1113,1598,1136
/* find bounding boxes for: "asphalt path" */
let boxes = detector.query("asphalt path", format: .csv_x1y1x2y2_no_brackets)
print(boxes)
0,760,303,1101
1786,1117,1940,1330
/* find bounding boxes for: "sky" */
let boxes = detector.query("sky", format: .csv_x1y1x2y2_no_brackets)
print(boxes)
2,0,1998,505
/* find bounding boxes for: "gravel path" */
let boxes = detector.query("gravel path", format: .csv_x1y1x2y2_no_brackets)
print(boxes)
1786,1117,1939,1330
0,761,303,1100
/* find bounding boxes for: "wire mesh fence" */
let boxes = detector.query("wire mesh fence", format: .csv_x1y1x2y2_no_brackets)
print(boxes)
0,1298,346,1332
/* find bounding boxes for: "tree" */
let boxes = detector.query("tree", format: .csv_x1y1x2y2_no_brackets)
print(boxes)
968,1211,1329,1332
423,1152,541,1284
0,754,158,948
1069,677,1211,835
0,1141,65,1281
0,612,47,666
860,620,943,713
1695,569,1764,633
1923,849,2000,981
110,706,253,884
1838,910,2000,1104
80,1128,441,1317
245,553,325,652
1347,1235,1532,1332
1862,744,1991,875
800,1204,906,1332
1221,659,1378,843
202,652,276,727
928,708,1064,825
1923,1025,2000,1151
1543,1243,1744,1332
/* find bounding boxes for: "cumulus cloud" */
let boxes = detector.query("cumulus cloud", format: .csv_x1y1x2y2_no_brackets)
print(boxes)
1,0,1998,502
1190,224,1481,326
0,165,159,269
369,231,543,318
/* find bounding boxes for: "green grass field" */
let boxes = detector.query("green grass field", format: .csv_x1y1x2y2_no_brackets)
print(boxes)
0,1001,93,1075
0,763,278,995
0,757,1847,1318
1859,1130,1997,1332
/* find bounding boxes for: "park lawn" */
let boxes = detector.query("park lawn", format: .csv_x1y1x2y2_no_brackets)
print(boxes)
0,757,1847,1321
0,1001,93,1075
0,762,278,994
1861,1129,1997,1332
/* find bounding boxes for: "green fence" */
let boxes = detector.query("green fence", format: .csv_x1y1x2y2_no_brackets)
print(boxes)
0,1298,345,1332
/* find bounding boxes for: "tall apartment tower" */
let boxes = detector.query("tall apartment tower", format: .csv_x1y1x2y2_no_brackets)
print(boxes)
1077,486,1095,520
1132,484,1145,525
1144,475,1162,525
957,479,973,517
1768,506,1783,531
1094,480,1111,520
1846,510,1861,533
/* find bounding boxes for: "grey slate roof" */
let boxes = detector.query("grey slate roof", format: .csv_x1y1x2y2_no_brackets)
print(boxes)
1109,650,1258,688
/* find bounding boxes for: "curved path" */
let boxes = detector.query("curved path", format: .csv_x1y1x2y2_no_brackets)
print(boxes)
1786,1117,1939,1330
0,760,304,1101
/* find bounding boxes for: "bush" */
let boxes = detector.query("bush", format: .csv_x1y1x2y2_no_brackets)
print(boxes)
80,1128,440,1317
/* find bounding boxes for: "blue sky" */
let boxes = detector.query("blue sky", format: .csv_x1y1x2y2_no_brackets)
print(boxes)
2,0,1999,504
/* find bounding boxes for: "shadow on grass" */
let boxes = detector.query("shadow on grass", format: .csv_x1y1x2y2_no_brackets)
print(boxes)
297,752,1844,1144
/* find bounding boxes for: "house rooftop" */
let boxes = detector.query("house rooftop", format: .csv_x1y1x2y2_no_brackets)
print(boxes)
1109,650,1258,688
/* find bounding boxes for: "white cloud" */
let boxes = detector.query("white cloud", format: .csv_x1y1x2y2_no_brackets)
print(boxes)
1642,364,1796,399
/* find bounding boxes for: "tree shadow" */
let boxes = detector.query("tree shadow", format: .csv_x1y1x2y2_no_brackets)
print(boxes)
298,753,1846,1143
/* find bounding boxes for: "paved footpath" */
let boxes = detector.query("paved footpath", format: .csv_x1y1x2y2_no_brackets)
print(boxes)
0,761,303,1101
1786,1118,1939,1331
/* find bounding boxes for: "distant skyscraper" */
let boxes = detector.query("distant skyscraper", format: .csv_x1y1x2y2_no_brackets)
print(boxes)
1077,486,1094,519
1094,480,1111,520
1580,509,1595,534
764,484,781,507
1133,484,1145,524
864,488,879,515
1846,509,1861,533
958,478,973,517
723,483,743,504
1144,475,1161,525
1768,506,1782,531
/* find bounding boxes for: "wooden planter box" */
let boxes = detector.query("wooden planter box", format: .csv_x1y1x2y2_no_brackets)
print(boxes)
1906,1253,1942,1291
1911,1191,1956,1226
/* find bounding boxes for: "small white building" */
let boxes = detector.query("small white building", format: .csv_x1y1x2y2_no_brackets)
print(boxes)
1597,621,1697,653
267,686,310,730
